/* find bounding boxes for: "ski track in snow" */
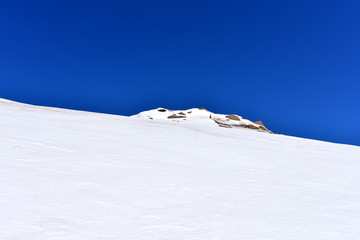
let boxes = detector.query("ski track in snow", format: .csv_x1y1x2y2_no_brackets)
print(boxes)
1,99,360,239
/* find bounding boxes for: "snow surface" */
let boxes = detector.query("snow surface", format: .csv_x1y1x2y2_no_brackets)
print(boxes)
1,99,360,240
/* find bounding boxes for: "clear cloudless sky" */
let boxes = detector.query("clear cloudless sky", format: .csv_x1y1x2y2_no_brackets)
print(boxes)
1,0,359,146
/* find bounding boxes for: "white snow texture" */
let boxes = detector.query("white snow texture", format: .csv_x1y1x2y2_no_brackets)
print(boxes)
0,98,360,240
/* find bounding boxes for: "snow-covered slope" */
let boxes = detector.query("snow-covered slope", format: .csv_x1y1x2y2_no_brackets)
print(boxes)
1,98,360,240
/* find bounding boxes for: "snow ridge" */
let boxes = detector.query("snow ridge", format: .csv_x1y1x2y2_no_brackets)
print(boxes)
132,107,273,133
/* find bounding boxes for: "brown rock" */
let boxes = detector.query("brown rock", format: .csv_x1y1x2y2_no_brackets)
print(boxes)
168,114,186,119
253,121,273,133
253,121,264,126
214,120,232,128
226,115,241,121
259,126,267,131
246,125,259,130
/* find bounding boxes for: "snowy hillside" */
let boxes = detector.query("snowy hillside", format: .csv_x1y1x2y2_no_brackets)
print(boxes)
1,98,360,240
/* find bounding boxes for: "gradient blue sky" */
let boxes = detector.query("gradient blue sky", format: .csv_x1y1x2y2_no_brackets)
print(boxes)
1,1,359,146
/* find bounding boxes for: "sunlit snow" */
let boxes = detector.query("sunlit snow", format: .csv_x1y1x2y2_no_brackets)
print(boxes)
1,98,360,239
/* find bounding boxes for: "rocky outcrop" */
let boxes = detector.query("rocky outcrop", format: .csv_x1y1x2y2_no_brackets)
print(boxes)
133,108,274,134
168,114,186,119
226,115,241,121
253,121,264,126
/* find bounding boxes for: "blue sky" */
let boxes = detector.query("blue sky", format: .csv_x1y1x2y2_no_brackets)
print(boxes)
1,0,359,146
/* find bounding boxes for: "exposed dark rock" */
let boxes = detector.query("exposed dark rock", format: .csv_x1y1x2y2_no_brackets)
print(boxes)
253,121,264,126
226,115,241,121
168,114,186,119
246,125,259,130
214,120,232,128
